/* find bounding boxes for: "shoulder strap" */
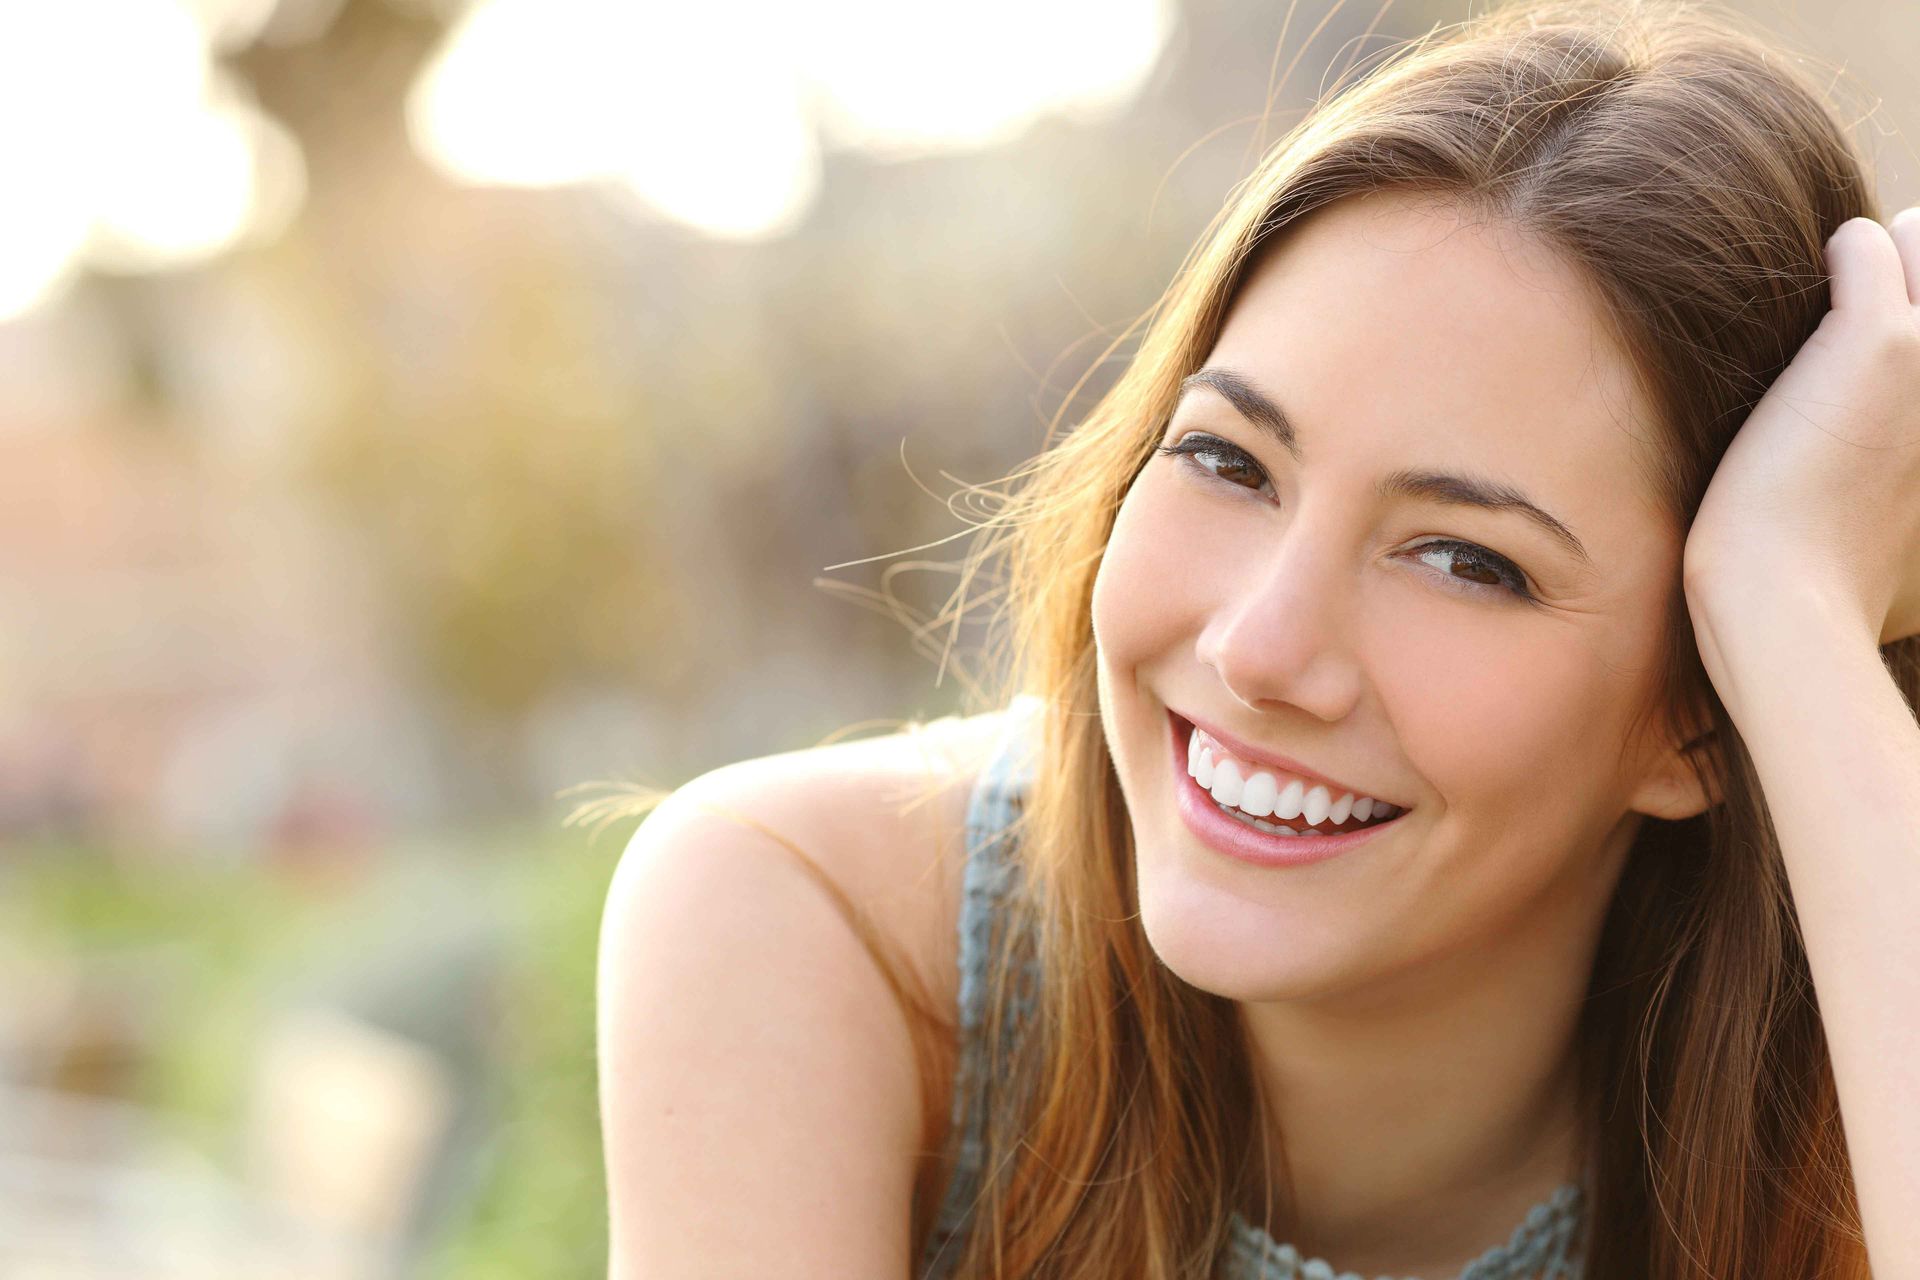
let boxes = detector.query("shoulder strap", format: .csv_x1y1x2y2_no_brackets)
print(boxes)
917,698,1041,1279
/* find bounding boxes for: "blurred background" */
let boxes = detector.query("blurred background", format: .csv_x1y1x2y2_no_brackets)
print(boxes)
0,0,1911,1275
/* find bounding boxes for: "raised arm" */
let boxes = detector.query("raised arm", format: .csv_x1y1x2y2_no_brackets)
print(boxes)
1683,211,1920,1277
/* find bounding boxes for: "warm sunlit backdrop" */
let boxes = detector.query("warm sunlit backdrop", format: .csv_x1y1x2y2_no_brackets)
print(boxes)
1,0,1911,1276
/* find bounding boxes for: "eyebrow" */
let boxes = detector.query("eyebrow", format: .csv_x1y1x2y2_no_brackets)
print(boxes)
1176,366,1594,569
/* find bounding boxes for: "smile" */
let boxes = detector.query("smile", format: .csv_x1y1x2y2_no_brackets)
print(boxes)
1166,709,1409,868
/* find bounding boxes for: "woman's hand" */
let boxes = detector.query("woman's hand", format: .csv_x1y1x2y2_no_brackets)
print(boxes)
1677,212,1920,1278
1682,210,1920,649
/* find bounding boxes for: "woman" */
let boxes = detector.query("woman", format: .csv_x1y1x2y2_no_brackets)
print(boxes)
593,0,1920,1275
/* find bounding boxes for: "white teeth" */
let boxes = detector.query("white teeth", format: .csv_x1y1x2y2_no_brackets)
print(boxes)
1185,724,1401,825
1209,760,1244,807
1212,799,1306,835
1272,778,1305,821
1238,769,1277,817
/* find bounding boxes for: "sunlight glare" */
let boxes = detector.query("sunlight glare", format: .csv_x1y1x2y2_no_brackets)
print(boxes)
409,0,821,240
804,0,1175,156
408,0,1175,240
0,0,298,321
88,89,257,271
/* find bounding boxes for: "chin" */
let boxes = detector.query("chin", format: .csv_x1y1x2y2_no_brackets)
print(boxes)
1134,866,1366,1003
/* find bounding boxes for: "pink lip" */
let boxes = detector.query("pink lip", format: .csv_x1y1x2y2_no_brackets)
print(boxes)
1167,709,1406,869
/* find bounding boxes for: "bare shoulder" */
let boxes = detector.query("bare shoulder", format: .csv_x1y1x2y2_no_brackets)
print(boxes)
594,707,1016,1275
668,705,1017,982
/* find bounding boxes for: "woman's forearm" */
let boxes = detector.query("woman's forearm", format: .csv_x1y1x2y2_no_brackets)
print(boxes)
1691,580,1920,1278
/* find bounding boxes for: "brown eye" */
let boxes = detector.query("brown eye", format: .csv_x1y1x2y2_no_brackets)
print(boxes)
1153,435,1271,493
1408,540,1533,600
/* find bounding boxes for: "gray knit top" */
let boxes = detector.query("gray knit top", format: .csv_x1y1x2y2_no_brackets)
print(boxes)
916,697,1590,1280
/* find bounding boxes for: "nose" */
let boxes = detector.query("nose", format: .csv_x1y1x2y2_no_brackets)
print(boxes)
1193,521,1364,722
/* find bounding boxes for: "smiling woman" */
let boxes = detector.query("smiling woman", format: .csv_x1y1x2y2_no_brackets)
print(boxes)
590,0,1920,1276
1091,188,1708,1270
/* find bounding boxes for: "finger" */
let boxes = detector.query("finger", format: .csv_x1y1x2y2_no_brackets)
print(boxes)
1823,216,1912,320
1889,205,1920,308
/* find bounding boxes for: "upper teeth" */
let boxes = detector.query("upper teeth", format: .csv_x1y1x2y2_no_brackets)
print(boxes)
1186,725,1400,824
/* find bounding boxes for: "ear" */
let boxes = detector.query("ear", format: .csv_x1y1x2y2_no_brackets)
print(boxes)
1627,716,1724,821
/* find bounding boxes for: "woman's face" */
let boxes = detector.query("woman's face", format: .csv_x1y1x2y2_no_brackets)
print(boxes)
1092,190,1711,1002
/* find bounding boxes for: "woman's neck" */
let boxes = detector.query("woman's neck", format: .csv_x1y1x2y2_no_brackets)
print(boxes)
1231,859,1607,1274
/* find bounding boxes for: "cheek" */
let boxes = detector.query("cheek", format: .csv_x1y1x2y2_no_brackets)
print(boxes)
1369,613,1625,815
1092,477,1201,662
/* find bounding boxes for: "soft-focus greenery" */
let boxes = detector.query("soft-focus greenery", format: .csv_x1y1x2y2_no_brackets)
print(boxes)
1,818,634,1280
2,838,347,1142
427,821,625,1280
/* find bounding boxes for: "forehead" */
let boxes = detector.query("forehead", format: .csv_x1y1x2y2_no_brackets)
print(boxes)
1205,191,1665,529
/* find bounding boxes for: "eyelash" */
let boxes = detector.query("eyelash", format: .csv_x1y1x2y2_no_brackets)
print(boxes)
1151,433,1538,603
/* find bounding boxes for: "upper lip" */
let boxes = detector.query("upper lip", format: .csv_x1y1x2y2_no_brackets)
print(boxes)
1171,706,1405,808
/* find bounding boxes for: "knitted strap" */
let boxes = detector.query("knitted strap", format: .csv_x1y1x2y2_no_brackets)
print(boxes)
916,702,1040,1279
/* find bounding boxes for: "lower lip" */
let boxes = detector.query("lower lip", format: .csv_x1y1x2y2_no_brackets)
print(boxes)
1167,711,1407,868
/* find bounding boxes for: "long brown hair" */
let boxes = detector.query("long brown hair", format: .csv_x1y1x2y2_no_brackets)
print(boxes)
580,0,1913,1274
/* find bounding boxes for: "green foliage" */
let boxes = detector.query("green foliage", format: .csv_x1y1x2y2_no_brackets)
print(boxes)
1,819,636,1280
426,820,628,1280
0,842,339,1143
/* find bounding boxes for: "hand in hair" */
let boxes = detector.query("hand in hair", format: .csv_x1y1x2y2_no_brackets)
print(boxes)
1678,209,1920,1280
1681,209,1920,649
